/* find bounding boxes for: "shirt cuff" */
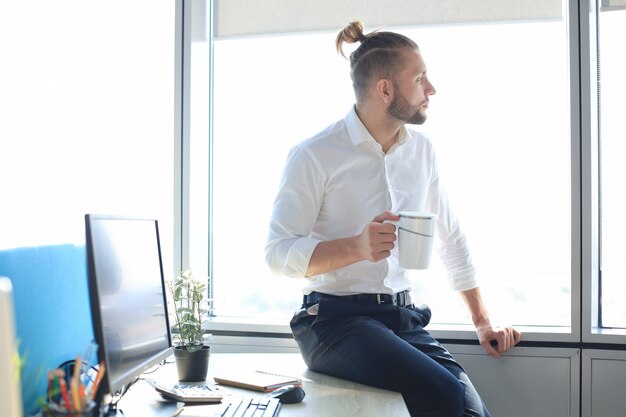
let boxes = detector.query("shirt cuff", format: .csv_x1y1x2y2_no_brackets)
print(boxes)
283,237,322,278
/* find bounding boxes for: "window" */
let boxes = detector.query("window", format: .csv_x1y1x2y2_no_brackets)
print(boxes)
0,1,175,273
210,33,349,318
597,7,626,328
205,4,572,327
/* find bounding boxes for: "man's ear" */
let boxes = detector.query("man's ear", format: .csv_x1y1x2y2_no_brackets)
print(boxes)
375,78,394,104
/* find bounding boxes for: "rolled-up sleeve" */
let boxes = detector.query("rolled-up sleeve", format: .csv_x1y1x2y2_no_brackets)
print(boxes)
265,145,324,278
426,163,478,292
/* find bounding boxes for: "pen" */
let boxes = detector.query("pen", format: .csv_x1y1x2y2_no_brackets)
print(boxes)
59,378,71,412
173,405,185,417
71,355,83,411
71,379,81,411
72,355,82,385
79,384,86,409
52,373,60,402
87,362,106,401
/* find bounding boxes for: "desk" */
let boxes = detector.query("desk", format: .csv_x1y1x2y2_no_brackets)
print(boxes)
116,352,410,417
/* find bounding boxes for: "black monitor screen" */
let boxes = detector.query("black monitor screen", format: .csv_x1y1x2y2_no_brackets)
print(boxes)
85,214,172,397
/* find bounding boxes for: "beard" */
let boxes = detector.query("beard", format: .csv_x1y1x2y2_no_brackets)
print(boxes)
387,86,427,125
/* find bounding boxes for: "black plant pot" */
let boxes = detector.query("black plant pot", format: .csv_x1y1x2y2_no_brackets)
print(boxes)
174,345,211,381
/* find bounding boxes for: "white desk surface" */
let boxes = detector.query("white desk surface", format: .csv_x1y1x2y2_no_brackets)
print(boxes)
117,352,410,417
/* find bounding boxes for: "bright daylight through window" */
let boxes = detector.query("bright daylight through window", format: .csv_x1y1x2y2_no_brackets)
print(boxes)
206,8,572,328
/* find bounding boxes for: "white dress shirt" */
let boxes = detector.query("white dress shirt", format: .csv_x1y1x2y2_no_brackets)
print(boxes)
265,106,478,295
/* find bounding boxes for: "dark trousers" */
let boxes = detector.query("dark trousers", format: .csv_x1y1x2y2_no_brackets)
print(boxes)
290,295,492,417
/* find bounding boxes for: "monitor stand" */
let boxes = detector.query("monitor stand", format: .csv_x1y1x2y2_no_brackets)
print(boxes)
102,404,125,416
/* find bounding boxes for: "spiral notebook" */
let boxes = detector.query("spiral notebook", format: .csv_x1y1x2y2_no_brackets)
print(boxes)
213,370,302,392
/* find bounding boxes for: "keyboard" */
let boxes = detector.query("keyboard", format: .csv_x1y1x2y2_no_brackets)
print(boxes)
148,380,281,416
172,396,281,417
218,396,281,417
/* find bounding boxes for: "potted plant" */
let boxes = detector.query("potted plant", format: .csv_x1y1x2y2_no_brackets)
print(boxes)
167,269,212,382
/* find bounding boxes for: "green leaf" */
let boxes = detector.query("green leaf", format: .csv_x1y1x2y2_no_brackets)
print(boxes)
167,269,209,349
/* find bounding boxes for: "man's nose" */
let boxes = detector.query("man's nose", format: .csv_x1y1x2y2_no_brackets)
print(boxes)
427,79,436,95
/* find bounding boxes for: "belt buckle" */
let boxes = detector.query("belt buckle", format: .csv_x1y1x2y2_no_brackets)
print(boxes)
376,293,396,305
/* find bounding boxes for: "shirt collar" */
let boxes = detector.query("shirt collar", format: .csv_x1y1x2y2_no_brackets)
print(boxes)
344,105,411,151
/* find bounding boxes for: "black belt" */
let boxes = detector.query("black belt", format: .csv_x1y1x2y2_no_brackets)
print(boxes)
303,290,412,307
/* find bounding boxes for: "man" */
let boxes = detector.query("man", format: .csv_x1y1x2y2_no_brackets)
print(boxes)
265,21,521,417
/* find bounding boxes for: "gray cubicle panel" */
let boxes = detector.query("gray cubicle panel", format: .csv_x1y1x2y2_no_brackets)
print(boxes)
582,349,626,417
447,345,580,417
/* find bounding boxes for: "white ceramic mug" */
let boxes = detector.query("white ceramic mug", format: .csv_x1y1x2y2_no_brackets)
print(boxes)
395,211,436,269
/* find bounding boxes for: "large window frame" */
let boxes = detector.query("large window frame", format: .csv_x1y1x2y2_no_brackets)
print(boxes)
582,0,626,345
173,0,626,347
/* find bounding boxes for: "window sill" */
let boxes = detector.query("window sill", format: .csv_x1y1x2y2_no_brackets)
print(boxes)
205,316,292,335
204,316,577,344
584,327,626,345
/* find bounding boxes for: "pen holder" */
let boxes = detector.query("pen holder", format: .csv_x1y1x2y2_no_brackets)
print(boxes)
43,401,98,417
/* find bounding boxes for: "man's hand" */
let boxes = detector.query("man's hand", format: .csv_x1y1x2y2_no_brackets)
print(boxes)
305,211,400,276
459,287,522,358
476,323,521,358
356,211,400,262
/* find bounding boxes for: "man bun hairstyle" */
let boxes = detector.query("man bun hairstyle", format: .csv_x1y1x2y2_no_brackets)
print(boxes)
335,20,367,58
335,20,418,102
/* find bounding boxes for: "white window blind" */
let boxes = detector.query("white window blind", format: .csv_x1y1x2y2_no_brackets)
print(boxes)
213,0,563,38
602,0,626,11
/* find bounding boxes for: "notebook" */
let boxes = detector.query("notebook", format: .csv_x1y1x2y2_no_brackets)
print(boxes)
213,370,301,392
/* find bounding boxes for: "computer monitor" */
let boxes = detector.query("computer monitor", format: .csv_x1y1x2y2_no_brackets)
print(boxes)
85,214,173,408
0,277,24,417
